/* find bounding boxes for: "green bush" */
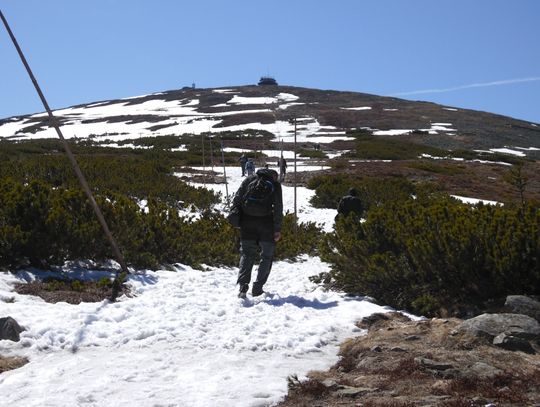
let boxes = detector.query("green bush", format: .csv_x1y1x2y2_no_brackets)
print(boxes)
0,140,218,209
319,196,539,317
307,174,418,210
343,132,448,160
0,178,324,271
298,149,327,159
276,213,324,260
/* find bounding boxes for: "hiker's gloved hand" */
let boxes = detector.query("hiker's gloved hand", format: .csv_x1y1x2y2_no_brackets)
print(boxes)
274,232,282,242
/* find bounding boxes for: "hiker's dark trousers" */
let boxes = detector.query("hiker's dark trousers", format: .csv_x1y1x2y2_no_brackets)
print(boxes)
237,239,275,287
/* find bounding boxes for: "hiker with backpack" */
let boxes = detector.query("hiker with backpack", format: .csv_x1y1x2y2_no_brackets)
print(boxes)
238,154,248,176
245,158,255,176
336,187,364,220
231,168,283,298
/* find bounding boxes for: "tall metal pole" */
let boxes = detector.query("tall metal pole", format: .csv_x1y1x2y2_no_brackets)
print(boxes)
279,138,284,183
219,137,229,206
201,133,206,187
209,136,215,173
1,10,128,300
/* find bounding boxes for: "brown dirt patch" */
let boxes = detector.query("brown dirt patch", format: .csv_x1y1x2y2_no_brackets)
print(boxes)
0,356,28,374
277,312,540,407
13,278,130,304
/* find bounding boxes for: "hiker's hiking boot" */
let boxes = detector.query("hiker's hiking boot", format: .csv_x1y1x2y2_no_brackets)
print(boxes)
238,284,249,299
251,283,264,297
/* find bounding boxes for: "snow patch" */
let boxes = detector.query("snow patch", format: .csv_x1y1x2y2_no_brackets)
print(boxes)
276,93,299,102
227,95,277,105
213,89,238,94
490,148,526,157
451,195,500,206
340,106,372,111
373,129,411,136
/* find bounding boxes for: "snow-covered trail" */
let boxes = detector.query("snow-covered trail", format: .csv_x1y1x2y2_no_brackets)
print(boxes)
0,256,390,407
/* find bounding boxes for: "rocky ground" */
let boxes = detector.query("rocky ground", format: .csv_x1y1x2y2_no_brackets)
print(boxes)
277,312,540,407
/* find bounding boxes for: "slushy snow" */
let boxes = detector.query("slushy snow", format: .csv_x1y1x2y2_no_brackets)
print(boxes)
1,161,394,407
0,256,391,407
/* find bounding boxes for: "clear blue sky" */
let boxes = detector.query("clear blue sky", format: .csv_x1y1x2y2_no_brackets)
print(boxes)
1,0,539,123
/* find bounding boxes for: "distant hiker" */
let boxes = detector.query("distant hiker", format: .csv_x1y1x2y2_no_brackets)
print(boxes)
245,158,255,176
239,154,248,176
278,157,287,182
336,188,364,219
232,168,283,298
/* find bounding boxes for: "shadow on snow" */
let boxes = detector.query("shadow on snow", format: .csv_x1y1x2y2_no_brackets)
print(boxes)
243,294,338,309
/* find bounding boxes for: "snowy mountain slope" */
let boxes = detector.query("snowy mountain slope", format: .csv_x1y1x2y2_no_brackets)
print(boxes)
1,83,537,406
1,85,539,155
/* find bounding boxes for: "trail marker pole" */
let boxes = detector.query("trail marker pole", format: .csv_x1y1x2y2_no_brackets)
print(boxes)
209,136,215,173
1,10,128,301
201,133,206,187
220,137,229,206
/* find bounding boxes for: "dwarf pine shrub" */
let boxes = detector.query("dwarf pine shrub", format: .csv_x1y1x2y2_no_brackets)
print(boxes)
307,174,418,210
0,140,219,209
0,177,324,270
319,195,539,316
276,213,324,260
344,132,448,160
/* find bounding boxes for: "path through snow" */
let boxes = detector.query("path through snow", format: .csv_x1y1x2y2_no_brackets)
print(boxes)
1,256,389,407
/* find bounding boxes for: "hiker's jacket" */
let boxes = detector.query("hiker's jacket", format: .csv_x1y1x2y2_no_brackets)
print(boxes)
337,195,364,218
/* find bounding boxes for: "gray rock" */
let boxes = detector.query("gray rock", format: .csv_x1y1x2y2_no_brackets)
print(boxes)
441,368,462,379
457,313,540,340
335,386,377,398
464,362,503,379
356,356,380,370
321,379,338,389
505,295,540,322
414,357,454,371
405,335,421,341
493,333,536,354
0,316,24,342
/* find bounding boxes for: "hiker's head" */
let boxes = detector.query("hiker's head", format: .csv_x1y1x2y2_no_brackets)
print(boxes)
348,188,357,196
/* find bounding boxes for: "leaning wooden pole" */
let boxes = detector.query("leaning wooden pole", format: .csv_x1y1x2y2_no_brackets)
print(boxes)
293,118,298,233
1,10,128,301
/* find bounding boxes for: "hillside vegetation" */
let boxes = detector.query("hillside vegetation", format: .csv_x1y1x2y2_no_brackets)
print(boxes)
1,118,539,318
0,139,318,268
